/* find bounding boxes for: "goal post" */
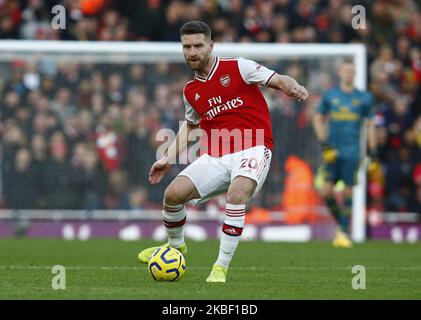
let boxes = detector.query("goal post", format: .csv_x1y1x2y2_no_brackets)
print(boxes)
0,41,367,242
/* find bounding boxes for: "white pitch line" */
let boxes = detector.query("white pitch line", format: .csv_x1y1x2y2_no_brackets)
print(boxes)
1,265,421,271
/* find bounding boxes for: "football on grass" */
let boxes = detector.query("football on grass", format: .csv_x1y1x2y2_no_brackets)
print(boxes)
148,247,186,281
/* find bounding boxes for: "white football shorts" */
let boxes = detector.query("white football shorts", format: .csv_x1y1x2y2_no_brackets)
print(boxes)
178,145,272,204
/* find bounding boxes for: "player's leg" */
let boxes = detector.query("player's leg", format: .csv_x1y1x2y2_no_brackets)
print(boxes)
330,183,353,248
341,185,353,235
139,153,232,264
321,179,342,226
138,176,200,263
337,159,359,236
207,146,271,282
328,159,358,248
320,161,351,247
162,176,201,248
321,162,343,227
207,176,257,283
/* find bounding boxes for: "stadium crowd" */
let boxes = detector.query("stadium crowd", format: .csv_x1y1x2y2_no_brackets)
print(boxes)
0,0,421,215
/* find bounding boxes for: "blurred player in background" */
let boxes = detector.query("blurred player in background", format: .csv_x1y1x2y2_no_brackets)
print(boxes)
313,59,379,248
138,21,308,282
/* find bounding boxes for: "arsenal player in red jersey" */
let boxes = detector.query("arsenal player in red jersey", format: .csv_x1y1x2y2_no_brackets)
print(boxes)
138,21,308,282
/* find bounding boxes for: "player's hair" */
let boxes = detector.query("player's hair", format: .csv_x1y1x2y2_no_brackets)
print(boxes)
180,21,212,40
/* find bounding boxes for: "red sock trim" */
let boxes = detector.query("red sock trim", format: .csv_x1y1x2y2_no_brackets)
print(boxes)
222,223,243,236
163,217,186,228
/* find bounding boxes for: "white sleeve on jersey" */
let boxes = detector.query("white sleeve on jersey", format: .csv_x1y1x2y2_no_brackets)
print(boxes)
183,93,201,125
238,57,277,86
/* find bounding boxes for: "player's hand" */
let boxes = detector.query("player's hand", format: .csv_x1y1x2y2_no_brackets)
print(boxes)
321,142,338,163
289,83,308,102
149,157,171,185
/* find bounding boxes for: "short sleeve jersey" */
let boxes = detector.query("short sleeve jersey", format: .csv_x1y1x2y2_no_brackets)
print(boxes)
183,57,276,157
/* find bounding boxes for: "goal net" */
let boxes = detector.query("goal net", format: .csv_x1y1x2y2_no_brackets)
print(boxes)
0,41,367,241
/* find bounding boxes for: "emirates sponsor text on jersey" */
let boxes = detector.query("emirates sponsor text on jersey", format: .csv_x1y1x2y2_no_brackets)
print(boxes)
204,95,244,120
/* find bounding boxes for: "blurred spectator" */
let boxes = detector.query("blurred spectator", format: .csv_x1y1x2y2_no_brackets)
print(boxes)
0,0,421,214
104,170,130,209
411,186,421,213
31,134,47,165
43,131,83,209
77,145,107,210
379,95,414,150
2,91,21,120
384,146,415,212
413,163,421,188
2,124,27,173
106,73,126,104
3,148,39,209
80,0,106,16
129,186,149,210
131,0,166,40
160,0,185,41
0,0,22,39
127,65,146,90
95,113,125,172
19,0,52,39
410,48,421,116
50,88,76,125
126,112,154,186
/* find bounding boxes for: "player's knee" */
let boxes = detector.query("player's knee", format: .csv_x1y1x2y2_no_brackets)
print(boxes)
164,185,186,206
227,188,251,205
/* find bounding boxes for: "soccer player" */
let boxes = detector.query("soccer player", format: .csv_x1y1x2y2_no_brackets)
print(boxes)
138,21,308,282
313,59,379,248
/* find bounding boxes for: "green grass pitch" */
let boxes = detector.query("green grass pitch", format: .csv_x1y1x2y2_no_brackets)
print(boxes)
0,239,420,299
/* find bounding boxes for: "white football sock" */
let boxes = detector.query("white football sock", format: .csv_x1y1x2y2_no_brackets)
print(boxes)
163,203,186,248
215,203,246,269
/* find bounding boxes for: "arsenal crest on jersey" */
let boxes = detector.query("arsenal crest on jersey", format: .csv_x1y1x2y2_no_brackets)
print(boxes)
220,74,231,87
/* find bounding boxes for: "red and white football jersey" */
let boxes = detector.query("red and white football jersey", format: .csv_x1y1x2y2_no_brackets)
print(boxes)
183,56,276,157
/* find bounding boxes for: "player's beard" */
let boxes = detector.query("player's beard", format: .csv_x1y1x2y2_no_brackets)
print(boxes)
186,55,210,73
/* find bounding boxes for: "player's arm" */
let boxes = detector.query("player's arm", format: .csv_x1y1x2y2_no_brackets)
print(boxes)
363,93,381,176
313,112,338,163
164,120,199,163
149,120,199,185
238,57,308,101
367,119,377,155
267,74,308,102
366,118,381,177
313,112,328,143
